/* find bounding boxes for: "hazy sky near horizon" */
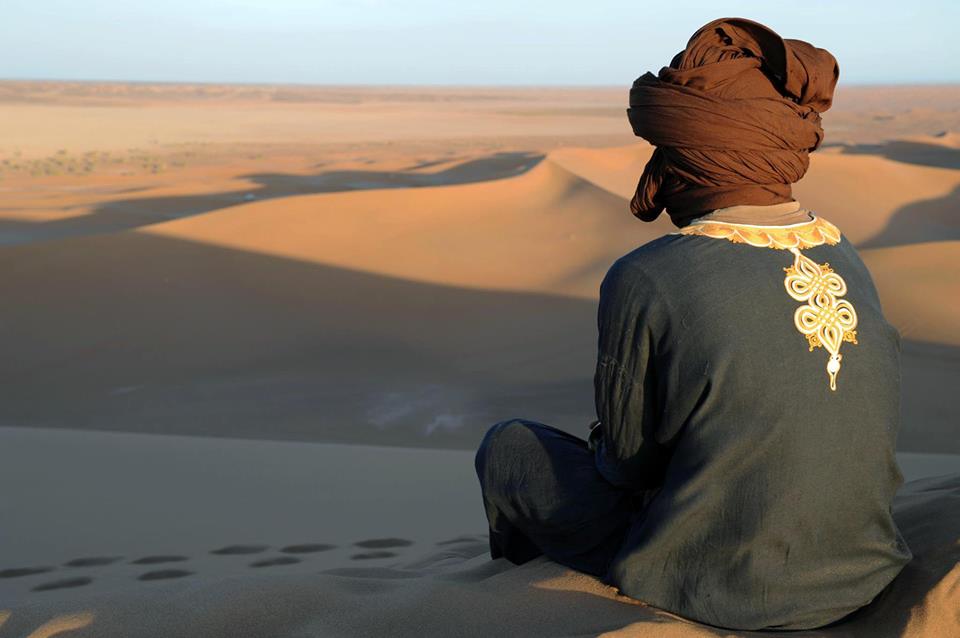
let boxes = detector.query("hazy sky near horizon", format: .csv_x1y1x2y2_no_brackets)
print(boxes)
2,0,958,85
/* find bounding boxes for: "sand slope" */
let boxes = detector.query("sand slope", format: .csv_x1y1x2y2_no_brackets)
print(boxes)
0,231,600,447
144,156,673,299
0,226,955,452
2,472,957,637
550,143,960,248
861,241,960,346
0,428,956,637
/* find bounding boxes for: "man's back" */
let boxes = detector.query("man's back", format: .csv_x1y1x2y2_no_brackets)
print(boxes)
596,215,913,630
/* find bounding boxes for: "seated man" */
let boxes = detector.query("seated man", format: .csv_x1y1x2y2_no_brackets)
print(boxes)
474,17,911,632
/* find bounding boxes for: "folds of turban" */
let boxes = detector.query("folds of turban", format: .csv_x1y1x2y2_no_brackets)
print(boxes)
627,17,839,227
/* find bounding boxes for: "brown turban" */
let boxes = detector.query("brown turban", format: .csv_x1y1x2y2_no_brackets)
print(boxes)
627,17,839,227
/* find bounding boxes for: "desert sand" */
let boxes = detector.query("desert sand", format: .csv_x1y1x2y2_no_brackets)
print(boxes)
0,81,958,636
0,428,956,637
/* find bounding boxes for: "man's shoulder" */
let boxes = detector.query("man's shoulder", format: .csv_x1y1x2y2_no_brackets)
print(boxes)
604,233,690,285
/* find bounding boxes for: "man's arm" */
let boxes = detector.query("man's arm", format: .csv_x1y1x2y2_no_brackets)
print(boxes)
592,259,671,490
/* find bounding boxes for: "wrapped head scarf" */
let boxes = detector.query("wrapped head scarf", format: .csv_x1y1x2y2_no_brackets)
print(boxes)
628,17,839,227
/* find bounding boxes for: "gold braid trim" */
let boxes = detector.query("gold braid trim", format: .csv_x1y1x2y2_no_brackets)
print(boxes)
678,215,841,250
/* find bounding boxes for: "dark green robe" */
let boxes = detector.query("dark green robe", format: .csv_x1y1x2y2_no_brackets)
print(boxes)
593,216,912,629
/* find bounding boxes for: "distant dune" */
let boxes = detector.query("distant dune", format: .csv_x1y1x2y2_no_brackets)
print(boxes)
144,155,671,298
862,241,960,346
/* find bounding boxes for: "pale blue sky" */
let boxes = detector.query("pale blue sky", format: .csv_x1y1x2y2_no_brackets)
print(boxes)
2,0,957,85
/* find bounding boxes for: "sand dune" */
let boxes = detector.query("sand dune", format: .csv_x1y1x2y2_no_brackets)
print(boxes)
0,221,955,452
0,151,554,246
548,142,960,248
144,156,672,299
548,144,653,199
1,134,958,453
861,241,960,346
13,140,953,302
0,230,602,447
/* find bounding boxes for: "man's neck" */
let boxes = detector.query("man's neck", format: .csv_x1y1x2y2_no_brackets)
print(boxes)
694,200,813,226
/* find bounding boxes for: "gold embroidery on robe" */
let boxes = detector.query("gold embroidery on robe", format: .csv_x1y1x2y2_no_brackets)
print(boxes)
783,248,858,390
678,215,841,250
676,215,858,391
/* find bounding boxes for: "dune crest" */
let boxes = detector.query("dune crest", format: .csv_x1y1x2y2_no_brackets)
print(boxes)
142,156,672,299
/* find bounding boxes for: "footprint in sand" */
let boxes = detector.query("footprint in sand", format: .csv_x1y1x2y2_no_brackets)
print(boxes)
250,556,301,568
350,551,398,560
349,538,412,559
353,538,413,549
0,566,54,579
138,569,194,581
130,555,189,565
64,556,124,567
32,577,93,592
210,544,270,556
280,543,336,554
435,534,487,546
14,539,417,584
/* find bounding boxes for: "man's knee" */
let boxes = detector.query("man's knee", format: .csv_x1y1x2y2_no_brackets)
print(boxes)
475,418,535,478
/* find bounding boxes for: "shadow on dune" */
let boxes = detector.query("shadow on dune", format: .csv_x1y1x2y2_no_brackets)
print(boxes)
826,139,960,170
0,152,544,246
0,230,595,450
251,151,543,195
858,183,960,249
0,229,955,453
